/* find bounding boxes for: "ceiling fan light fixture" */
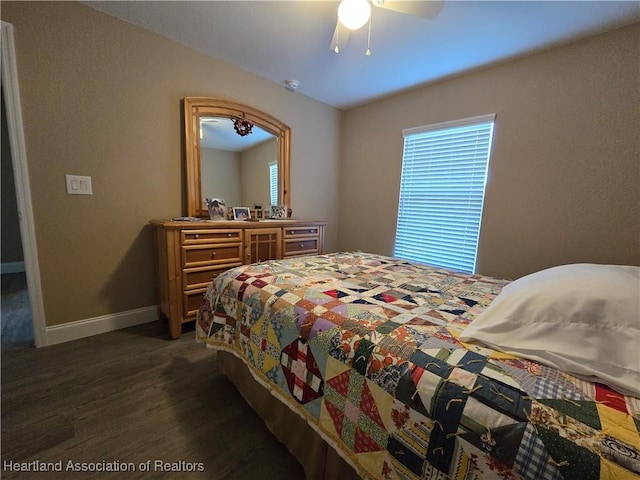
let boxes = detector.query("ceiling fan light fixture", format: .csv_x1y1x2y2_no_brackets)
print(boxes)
338,0,371,30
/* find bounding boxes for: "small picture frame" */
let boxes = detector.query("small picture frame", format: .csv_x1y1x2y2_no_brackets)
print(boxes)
205,198,227,221
253,203,263,220
270,204,287,219
232,207,251,220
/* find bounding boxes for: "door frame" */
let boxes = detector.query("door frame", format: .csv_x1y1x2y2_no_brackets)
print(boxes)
1,21,47,347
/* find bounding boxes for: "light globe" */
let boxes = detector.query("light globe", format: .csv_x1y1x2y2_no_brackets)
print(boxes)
338,0,371,30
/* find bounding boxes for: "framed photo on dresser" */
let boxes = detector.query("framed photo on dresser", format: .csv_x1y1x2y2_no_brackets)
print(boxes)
269,204,287,219
232,207,251,220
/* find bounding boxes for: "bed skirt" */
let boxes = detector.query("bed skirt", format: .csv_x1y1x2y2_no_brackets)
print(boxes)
217,351,360,480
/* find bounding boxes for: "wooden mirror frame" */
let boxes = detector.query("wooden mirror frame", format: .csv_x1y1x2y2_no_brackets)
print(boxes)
184,97,291,218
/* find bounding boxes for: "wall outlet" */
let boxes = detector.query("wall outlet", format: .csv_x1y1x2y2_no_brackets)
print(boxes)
66,175,93,195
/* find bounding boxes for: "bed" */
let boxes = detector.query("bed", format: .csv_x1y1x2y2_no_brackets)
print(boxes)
196,251,640,479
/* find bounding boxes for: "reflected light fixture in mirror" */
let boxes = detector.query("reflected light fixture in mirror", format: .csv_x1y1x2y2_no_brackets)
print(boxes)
231,117,254,136
183,97,291,218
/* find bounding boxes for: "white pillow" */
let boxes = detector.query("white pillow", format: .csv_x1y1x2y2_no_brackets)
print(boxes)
460,263,640,397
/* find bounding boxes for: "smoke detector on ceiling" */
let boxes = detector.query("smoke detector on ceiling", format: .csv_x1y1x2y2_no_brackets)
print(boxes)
284,79,300,92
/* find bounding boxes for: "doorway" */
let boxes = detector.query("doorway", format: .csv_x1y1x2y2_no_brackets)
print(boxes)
1,87,33,346
1,21,46,347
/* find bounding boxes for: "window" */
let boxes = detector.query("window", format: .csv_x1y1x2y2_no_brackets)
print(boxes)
269,162,278,205
394,114,496,274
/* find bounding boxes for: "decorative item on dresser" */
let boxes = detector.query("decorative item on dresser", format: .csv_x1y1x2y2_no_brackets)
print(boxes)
150,219,325,339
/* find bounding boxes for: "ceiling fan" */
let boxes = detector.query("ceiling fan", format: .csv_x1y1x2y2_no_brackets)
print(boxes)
330,0,444,55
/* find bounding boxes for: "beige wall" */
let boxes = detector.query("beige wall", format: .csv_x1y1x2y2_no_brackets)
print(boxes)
1,2,340,327
339,23,640,280
201,148,241,207
240,139,278,207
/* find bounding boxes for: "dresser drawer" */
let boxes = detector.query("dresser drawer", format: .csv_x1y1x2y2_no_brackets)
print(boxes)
183,287,209,318
182,229,242,244
283,226,320,238
183,264,241,290
182,243,243,267
283,238,319,256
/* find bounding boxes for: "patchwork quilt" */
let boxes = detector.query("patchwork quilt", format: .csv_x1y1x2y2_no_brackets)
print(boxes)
196,252,640,479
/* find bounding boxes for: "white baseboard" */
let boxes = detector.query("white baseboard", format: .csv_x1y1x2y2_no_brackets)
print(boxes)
1,261,25,274
45,305,158,346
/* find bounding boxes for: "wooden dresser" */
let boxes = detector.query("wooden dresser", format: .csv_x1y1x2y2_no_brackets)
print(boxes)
150,219,326,338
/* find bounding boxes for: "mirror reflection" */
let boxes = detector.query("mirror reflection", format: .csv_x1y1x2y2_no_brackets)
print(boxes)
200,117,278,208
184,97,290,218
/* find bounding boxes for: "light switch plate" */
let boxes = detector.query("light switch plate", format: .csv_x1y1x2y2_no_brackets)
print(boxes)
66,175,93,195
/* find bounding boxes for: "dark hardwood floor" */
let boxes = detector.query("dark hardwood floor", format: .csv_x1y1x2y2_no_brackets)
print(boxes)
1,318,306,479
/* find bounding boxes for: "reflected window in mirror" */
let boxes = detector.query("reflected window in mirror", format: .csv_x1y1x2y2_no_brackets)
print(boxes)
269,162,278,205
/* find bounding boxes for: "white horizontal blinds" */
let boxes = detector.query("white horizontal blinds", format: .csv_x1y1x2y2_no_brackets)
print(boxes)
269,162,278,205
394,114,496,273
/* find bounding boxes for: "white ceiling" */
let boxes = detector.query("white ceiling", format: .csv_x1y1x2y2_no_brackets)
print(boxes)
200,117,273,151
85,1,640,110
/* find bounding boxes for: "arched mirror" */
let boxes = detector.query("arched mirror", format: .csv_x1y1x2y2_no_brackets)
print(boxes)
184,97,291,218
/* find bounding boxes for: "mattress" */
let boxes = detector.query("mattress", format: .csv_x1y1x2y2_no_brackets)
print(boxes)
197,252,640,479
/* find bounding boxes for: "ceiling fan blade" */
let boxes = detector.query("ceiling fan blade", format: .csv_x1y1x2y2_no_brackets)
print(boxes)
372,0,444,20
329,20,350,53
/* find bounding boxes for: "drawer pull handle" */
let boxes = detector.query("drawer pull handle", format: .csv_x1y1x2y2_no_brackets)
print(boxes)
211,252,217,258
227,233,232,237
300,244,305,248
194,234,200,239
